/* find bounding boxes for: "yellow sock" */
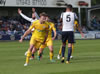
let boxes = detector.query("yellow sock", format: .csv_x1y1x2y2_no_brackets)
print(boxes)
26,50,32,64
50,52,53,60
72,44,74,54
62,57,64,60
59,45,62,55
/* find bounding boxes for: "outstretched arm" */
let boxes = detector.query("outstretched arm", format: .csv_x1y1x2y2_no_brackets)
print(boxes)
18,8,33,22
19,29,31,43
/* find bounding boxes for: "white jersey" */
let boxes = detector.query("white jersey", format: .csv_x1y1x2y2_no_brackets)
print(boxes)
61,12,78,31
20,13,37,24
20,13,38,31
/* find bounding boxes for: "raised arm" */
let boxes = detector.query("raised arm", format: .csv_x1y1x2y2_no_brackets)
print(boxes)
18,8,33,22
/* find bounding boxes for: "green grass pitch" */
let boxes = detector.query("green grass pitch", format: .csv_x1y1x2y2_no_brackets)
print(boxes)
0,40,100,74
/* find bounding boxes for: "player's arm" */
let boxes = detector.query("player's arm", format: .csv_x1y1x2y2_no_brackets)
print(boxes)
42,30,49,44
19,29,31,43
60,18,62,23
52,30,57,40
60,12,63,23
76,22,84,37
59,12,63,30
42,24,49,44
18,8,33,22
52,24,57,40
19,22,35,42
74,13,84,37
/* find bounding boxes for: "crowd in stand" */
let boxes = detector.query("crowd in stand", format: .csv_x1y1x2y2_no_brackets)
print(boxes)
0,16,61,36
0,16,33,35
91,15,100,30
0,16,89,36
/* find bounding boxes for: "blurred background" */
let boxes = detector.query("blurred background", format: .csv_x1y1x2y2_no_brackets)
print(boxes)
0,0,100,40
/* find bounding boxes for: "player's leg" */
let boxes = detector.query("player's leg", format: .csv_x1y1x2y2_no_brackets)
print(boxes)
31,53,35,59
70,43,74,59
37,49,43,59
24,37,37,66
66,43,72,63
30,47,37,60
57,45,62,59
30,40,44,60
24,44,34,66
46,39,55,62
61,32,67,63
59,45,62,56
38,44,46,60
61,42,66,63
66,31,74,64
38,48,44,60
57,40,68,59
34,41,44,60
48,45,55,62
72,43,74,53
31,47,37,57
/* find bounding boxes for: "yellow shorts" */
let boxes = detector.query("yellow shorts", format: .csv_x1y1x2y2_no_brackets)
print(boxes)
30,37,43,49
40,38,53,49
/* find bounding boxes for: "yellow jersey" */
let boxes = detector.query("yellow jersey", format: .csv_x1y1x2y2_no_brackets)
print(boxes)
29,20,49,40
74,20,79,29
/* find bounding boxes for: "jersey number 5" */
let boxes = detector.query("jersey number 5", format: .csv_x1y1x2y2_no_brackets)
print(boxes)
66,15,71,22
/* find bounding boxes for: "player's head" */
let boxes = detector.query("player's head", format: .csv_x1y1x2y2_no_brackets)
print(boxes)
39,12,48,22
66,4,73,11
32,13,36,19
32,8,35,13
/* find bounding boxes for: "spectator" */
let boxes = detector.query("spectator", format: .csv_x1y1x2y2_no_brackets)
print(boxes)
91,16,99,29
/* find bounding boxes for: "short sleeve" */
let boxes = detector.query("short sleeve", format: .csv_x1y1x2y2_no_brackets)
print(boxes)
74,13,78,20
60,12,63,19
51,23,56,31
45,22,49,31
29,22,35,30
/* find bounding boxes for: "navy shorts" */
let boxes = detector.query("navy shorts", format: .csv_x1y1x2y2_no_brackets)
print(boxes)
62,31,75,43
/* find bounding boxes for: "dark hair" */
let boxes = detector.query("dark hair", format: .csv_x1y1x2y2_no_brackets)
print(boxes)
66,4,73,11
40,12,48,17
